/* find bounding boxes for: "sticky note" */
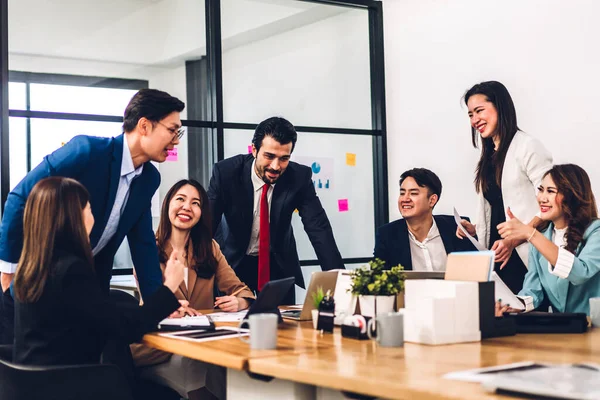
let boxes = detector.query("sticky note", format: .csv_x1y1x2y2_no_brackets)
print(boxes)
166,148,178,161
338,199,349,212
294,209,298,213
247,145,253,154
346,153,356,166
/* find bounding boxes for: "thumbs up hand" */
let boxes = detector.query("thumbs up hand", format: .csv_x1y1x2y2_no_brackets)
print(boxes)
164,250,185,293
497,207,529,242
506,207,516,220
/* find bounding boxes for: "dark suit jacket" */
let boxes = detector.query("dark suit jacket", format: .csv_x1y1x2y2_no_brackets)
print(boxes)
0,134,162,296
13,250,179,366
373,215,476,270
207,154,344,288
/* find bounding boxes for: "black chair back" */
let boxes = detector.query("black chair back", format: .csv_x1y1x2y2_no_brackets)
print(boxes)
0,344,134,400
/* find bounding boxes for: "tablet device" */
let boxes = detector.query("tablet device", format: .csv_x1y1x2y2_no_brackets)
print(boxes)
245,277,295,322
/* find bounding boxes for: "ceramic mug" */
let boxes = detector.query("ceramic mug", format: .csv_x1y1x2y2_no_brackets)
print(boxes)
367,311,404,347
238,313,278,350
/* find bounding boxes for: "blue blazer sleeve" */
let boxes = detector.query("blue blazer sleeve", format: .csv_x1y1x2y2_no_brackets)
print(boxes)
127,207,163,298
562,221,600,286
0,136,93,263
518,244,547,309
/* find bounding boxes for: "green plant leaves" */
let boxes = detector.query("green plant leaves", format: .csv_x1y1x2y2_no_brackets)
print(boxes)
349,258,406,296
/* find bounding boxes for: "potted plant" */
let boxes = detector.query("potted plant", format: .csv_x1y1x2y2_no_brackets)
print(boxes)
350,258,405,317
311,286,325,329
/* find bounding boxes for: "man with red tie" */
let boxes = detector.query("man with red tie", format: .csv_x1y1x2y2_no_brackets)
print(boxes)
207,117,344,304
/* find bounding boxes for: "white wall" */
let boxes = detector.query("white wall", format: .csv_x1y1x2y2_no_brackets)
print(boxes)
383,0,600,222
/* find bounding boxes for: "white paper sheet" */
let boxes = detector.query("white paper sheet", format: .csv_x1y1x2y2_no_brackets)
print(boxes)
158,315,212,328
453,207,487,251
207,311,247,322
491,271,525,310
444,361,540,382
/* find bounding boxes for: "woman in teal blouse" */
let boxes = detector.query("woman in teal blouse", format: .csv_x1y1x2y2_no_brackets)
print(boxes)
496,164,600,314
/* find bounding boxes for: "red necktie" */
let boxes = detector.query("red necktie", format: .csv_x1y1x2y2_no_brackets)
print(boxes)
258,184,270,291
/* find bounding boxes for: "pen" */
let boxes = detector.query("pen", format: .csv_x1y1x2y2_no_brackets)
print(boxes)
229,285,249,298
214,286,249,309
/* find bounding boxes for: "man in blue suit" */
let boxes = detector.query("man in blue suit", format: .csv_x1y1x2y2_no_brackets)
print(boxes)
208,117,344,305
374,168,476,271
0,88,185,343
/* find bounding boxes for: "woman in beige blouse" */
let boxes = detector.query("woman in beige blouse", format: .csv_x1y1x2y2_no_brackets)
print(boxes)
132,179,255,400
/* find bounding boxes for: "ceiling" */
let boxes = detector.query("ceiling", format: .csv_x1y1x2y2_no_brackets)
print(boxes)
8,0,349,67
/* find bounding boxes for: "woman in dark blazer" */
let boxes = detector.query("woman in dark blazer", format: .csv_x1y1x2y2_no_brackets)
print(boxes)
12,177,184,368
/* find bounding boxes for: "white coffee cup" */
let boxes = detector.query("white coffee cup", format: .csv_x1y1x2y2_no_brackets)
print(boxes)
238,313,278,350
589,298,600,327
367,311,404,347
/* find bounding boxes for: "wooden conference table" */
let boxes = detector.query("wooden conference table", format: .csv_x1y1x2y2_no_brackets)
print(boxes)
143,312,600,399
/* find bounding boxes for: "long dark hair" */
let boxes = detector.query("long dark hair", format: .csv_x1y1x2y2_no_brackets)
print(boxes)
14,177,94,303
537,164,598,253
464,81,520,193
156,179,217,276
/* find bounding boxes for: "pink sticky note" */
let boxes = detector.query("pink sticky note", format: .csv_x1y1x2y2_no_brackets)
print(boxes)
166,148,178,161
338,199,349,212
247,145,253,154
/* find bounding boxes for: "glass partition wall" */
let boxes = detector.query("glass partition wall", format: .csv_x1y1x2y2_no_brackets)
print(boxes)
0,0,387,285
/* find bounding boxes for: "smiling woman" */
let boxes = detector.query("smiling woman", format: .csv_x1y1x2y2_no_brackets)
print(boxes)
495,164,600,315
456,81,553,294
131,178,255,400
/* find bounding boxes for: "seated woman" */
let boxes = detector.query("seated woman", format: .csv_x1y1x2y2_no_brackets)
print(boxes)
496,164,600,315
131,179,255,400
13,177,184,366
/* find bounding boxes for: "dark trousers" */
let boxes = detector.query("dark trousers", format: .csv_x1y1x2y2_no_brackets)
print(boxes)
235,254,296,305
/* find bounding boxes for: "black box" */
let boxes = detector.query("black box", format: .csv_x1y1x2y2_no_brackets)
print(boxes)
478,281,516,339
341,316,372,340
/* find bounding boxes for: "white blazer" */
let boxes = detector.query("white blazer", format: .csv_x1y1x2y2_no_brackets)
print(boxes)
475,131,553,267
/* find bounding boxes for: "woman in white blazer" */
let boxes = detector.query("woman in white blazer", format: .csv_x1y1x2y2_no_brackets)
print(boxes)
457,81,553,293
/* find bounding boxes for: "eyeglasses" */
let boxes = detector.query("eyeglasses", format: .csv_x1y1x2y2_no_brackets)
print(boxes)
157,121,185,142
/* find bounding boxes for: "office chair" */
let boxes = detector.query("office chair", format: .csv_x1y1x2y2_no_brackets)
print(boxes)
0,344,134,400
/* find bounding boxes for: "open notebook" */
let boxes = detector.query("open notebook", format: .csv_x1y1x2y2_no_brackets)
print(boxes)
157,315,215,331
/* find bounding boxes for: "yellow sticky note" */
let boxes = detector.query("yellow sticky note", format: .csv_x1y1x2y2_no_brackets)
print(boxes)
293,209,299,213
346,153,356,166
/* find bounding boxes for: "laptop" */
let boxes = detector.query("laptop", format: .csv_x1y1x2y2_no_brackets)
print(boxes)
281,270,339,321
404,271,445,280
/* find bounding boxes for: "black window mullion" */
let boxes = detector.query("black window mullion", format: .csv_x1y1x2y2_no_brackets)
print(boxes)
206,0,224,162
369,1,389,231
25,82,31,172
0,0,9,212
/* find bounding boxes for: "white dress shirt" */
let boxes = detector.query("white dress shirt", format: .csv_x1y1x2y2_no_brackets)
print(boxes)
407,219,447,272
246,160,274,255
92,136,143,255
